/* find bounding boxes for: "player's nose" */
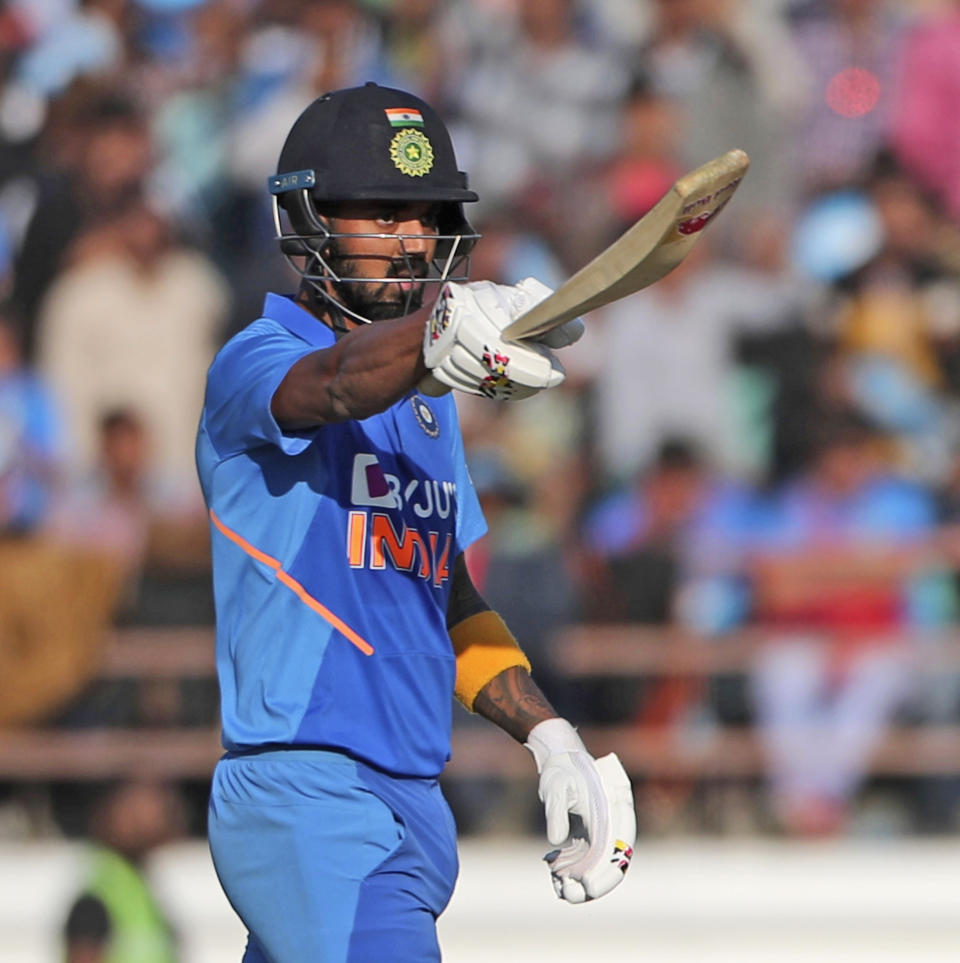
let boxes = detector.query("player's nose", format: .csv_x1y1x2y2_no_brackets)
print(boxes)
398,217,436,253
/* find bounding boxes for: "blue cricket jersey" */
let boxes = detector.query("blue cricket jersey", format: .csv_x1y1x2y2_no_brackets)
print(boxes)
196,294,487,777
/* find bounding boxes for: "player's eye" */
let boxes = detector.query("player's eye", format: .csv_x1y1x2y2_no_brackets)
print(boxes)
375,206,440,230
419,206,441,229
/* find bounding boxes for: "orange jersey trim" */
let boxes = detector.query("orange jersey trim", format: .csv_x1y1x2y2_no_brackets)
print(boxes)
209,510,374,657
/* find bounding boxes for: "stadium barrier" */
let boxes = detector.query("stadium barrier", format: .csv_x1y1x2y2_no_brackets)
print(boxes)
1,624,959,781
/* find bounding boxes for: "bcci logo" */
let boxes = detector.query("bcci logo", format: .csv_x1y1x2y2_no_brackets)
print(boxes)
390,129,434,177
411,395,440,438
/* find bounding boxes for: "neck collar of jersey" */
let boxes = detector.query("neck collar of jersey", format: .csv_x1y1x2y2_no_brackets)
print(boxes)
263,293,336,347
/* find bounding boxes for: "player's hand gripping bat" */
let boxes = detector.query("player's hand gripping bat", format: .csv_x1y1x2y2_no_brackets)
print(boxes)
501,148,750,342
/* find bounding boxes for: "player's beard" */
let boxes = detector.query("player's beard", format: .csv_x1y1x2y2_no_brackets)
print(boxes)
327,247,430,321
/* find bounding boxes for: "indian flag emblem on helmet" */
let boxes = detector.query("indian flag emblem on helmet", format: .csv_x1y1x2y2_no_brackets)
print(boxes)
385,107,424,128
390,128,434,178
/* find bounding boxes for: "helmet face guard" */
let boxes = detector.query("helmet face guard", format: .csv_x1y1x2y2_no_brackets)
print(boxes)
270,175,479,324
269,84,480,325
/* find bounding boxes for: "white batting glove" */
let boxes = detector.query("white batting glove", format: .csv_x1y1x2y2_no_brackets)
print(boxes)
525,718,636,904
420,281,567,400
505,277,585,349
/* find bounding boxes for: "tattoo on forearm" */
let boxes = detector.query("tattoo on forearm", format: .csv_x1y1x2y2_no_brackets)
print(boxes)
473,666,558,743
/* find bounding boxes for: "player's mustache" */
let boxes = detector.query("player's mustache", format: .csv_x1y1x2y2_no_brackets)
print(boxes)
385,256,428,280
324,252,428,280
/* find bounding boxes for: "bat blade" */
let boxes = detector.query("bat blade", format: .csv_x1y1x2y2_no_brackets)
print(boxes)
502,148,750,341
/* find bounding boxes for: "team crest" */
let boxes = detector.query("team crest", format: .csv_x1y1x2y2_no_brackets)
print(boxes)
411,395,440,438
390,128,434,177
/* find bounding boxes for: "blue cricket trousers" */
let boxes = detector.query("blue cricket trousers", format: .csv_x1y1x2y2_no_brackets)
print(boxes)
208,748,459,962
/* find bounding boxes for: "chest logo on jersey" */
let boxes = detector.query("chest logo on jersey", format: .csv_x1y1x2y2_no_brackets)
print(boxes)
351,453,455,518
348,453,455,585
411,395,440,438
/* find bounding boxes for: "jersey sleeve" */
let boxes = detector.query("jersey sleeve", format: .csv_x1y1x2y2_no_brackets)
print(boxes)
202,322,319,459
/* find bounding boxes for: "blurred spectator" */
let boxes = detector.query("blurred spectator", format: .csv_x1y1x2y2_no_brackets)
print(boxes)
748,412,953,836
590,234,802,485
226,0,394,201
46,409,166,572
43,410,212,730
563,73,684,269
890,0,960,224
583,437,757,625
576,438,755,721
824,156,960,482
905,450,960,832
0,329,130,730
582,438,713,625
14,0,128,99
0,309,63,533
787,0,911,195
635,0,805,229
596,74,682,236
379,0,448,103
146,0,252,228
9,81,152,358
447,0,630,227
466,206,566,292
62,777,183,963
36,193,227,494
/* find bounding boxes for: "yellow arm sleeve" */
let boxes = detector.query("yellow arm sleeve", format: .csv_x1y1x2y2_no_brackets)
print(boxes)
448,610,531,711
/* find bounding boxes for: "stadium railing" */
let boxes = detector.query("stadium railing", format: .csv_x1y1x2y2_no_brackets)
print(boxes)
1,624,959,782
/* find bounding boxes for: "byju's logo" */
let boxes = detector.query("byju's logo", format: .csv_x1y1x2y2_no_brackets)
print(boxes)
350,454,456,519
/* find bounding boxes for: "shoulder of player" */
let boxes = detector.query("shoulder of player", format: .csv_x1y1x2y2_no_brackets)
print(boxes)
204,315,320,401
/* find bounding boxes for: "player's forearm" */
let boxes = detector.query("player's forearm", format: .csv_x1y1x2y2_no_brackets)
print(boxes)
472,666,559,744
272,308,430,427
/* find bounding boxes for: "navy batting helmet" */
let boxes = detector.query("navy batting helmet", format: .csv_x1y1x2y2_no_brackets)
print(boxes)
268,83,479,322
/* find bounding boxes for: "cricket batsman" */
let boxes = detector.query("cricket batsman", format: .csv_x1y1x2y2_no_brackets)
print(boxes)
196,82,636,962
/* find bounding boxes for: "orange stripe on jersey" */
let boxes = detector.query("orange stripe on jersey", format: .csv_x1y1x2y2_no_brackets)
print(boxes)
209,510,374,656
275,570,374,656
210,508,281,571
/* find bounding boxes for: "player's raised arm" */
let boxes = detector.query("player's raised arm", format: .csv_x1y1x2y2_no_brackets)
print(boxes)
273,274,584,427
271,299,432,427
447,553,637,903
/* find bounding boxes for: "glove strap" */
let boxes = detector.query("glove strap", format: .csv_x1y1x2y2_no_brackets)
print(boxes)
525,718,588,773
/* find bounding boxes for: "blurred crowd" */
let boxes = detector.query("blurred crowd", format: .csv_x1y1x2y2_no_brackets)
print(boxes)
2,0,960,859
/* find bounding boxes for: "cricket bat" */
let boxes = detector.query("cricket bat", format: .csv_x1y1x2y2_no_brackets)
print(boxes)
502,148,750,341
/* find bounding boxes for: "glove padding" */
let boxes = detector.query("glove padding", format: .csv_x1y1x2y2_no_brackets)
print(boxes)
420,279,581,400
501,277,585,349
526,718,636,904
